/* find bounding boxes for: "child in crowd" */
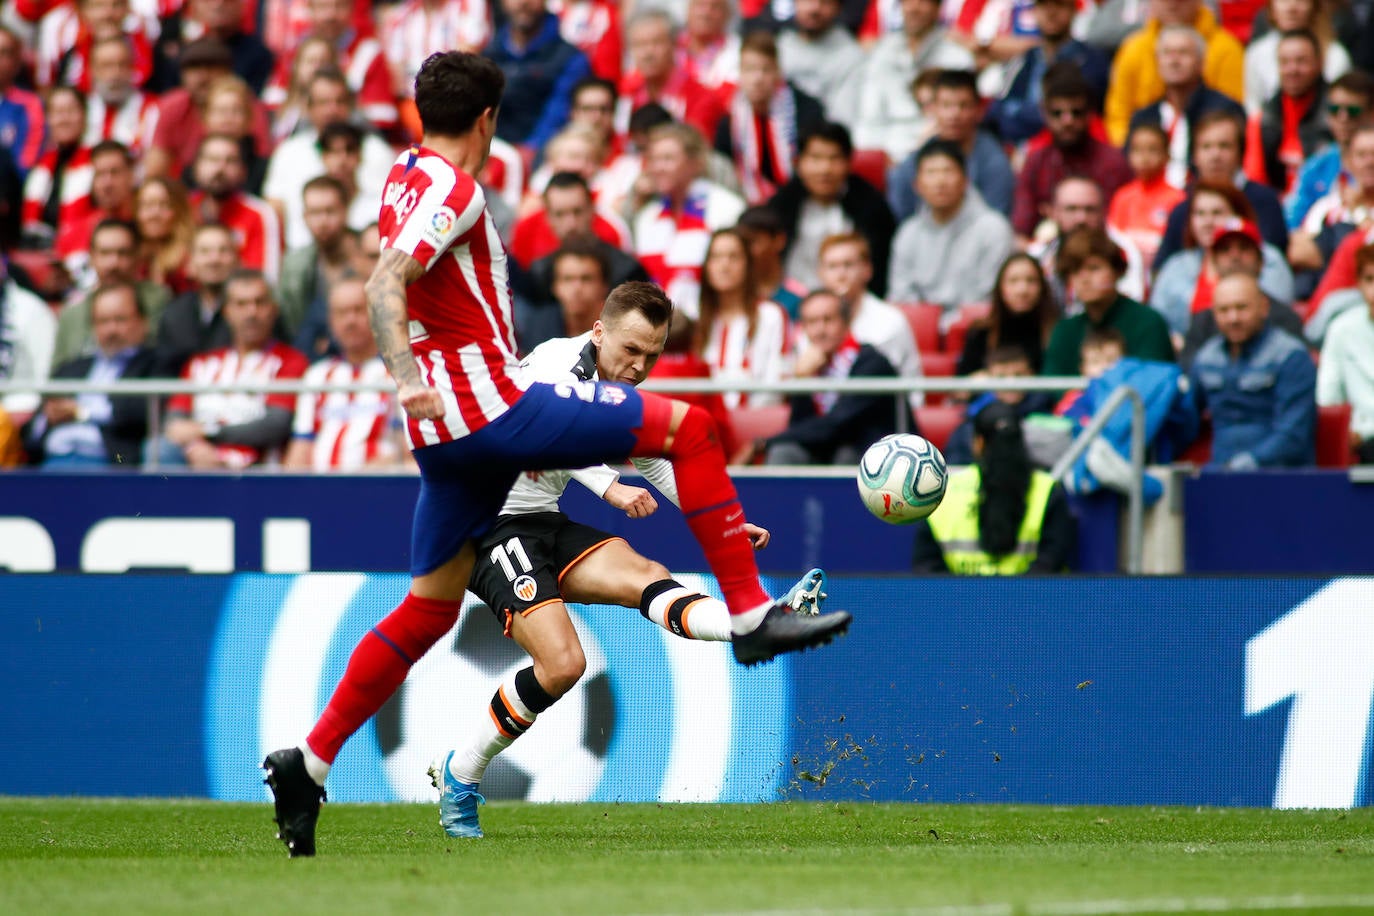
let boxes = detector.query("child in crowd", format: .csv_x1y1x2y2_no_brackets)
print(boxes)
1106,125,1187,275
1055,327,1126,423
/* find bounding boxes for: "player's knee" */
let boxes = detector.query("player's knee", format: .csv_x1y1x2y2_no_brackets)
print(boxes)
539,642,587,698
641,559,671,584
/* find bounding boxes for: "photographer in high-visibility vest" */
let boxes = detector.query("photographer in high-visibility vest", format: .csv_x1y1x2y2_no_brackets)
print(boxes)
913,401,1076,574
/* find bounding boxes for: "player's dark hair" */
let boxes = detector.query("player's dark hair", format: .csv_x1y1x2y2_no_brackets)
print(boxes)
414,52,506,138
90,279,144,317
551,232,610,285
603,281,674,330
972,400,1031,558
798,121,853,159
545,170,592,197
915,137,967,174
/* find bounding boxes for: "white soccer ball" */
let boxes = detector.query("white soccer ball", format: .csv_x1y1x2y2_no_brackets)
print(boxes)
856,433,948,524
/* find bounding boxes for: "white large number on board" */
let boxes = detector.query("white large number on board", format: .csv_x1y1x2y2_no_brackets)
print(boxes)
1245,578,1374,808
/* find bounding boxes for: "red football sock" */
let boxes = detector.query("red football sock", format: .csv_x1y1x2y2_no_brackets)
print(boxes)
306,592,460,763
631,394,770,615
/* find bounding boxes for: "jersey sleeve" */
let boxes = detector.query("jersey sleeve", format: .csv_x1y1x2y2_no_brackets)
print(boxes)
388,167,488,271
570,465,621,499
630,457,680,509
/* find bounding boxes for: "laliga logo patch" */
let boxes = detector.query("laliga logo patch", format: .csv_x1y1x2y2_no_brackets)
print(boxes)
513,575,538,602
422,206,458,246
597,385,627,406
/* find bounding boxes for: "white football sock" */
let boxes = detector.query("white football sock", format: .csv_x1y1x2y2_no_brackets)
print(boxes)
643,582,732,641
730,600,773,636
447,670,537,786
301,744,330,787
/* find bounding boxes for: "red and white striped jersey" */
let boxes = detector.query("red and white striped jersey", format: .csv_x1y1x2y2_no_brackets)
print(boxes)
84,91,160,159
383,0,492,98
259,0,375,57
168,342,310,469
632,179,745,319
378,146,527,449
191,190,284,283
34,1,159,90
21,146,93,238
549,0,621,84
291,355,401,470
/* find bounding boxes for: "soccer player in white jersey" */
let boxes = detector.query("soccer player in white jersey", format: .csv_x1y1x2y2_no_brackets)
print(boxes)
432,294,829,837
263,51,850,858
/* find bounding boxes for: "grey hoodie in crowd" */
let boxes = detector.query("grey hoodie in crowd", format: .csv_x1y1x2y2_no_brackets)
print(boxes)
886,187,1015,310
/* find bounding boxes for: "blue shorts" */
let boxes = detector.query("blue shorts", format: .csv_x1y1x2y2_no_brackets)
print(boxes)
409,380,644,576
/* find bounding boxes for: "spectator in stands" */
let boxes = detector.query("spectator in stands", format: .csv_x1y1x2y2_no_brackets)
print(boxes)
38,0,155,93
198,75,269,196
1286,70,1374,231
1244,0,1351,114
1243,30,1332,196
762,288,897,465
618,9,723,143
21,86,92,251
512,137,629,264
0,257,57,420
1154,110,1291,267
1317,243,1374,464
315,121,385,236
769,122,896,297
546,235,613,340
714,31,825,206
946,342,1059,465
958,253,1059,376
22,281,157,468
1108,124,1189,274
0,24,45,177
1153,195,1295,341
353,222,381,280
1128,25,1247,189
486,0,590,161
551,0,622,86
1043,227,1175,376
888,69,1015,222
284,276,403,471
152,0,275,95
817,232,923,394
889,139,1014,311
986,0,1109,146
157,269,308,469
633,123,746,319
56,139,136,282
1103,0,1245,146
1290,124,1374,280
914,400,1075,574
134,178,196,298
54,219,172,366
1180,218,1307,367
1012,62,1132,244
154,223,241,378
523,120,612,201
776,0,866,127
256,0,375,61
568,76,623,163
384,0,491,140
145,38,273,186
84,36,160,160
189,134,283,283
279,175,358,358
853,0,974,164
735,204,806,318
517,176,649,349
1189,272,1316,468
266,35,338,142
695,227,791,409
679,0,739,98
262,68,395,250
646,312,742,461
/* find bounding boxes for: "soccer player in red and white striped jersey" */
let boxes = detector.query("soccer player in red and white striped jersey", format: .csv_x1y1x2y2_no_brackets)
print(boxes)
284,277,403,471
263,51,850,858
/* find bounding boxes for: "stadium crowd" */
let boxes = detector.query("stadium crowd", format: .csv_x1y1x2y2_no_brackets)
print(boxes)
0,0,1371,472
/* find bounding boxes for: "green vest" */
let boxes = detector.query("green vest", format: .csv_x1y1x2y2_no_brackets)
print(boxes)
926,467,1057,575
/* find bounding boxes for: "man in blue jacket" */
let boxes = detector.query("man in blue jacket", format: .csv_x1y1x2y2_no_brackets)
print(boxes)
484,0,590,161
1189,273,1316,468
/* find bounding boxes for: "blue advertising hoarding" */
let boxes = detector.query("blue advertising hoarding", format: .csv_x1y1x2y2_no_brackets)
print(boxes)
3,574,1371,809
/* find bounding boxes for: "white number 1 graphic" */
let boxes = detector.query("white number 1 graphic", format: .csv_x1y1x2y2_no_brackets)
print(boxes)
1244,578,1374,808
489,537,533,582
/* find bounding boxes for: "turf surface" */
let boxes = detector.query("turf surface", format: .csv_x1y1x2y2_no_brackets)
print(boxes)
1,799,1371,915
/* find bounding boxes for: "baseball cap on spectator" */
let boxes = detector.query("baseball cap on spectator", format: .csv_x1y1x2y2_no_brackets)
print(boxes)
1211,218,1262,249
180,38,234,71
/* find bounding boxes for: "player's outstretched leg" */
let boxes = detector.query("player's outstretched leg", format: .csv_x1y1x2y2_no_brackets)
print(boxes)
629,394,851,662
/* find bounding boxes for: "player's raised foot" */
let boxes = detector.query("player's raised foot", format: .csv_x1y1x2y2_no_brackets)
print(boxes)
782,568,828,616
262,748,326,858
429,752,486,839
731,603,852,667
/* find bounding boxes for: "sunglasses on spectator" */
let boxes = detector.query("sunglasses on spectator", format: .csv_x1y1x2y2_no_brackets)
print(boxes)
1047,105,1088,120
1328,103,1365,118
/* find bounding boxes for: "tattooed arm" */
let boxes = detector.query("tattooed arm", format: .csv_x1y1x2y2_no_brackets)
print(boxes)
366,248,445,421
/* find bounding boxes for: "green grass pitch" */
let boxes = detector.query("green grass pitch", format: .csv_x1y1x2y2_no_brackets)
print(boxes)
2,799,1371,915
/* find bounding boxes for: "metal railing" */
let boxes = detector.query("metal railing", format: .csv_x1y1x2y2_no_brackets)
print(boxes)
0,374,1152,571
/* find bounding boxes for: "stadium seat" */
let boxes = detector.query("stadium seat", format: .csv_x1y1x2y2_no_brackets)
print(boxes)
850,149,888,195
728,403,790,464
915,404,965,453
918,351,958,406
1177,422,1213,465
897,302,942,354
1316,403,1353,468
944,304,989,357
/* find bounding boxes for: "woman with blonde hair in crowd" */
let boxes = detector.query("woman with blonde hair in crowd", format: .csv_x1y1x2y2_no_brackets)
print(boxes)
1244,0,1351,113
266,35,338,143
695,228,791,409
134,176,196,295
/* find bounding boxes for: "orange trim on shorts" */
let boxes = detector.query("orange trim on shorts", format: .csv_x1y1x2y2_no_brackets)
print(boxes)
497,686,534,728
678,597,710,639
557,537,626,585
503,598,563,638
